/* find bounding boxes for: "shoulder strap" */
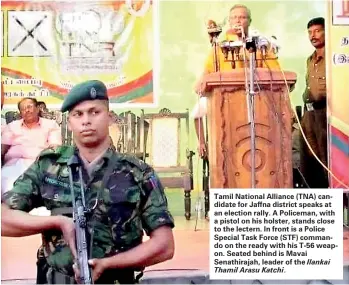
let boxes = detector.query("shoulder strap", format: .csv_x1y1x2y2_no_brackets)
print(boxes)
101,155,119,192
51,154,118,217
88,154,120,258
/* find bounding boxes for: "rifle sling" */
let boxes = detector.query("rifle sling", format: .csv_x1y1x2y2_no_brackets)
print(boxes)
51,154,119,217
88,154,120,258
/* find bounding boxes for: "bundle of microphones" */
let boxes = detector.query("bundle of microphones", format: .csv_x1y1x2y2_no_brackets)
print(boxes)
207,21,280,59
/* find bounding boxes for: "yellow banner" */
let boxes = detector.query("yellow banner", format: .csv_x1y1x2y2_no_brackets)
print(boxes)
1,0,155,109
327,0,349,187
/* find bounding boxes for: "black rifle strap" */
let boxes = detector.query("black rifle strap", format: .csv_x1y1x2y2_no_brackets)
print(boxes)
89,154,119,259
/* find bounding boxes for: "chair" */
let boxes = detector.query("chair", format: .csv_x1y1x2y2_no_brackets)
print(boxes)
108,111,128,152
140,108,195,220
5,111,21,124
118,111,149,159
202,157,210,219
60,112,73,146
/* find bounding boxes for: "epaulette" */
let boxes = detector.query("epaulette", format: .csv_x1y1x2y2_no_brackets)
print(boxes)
119,153,149,172
119,153,158,198
38,145,74,159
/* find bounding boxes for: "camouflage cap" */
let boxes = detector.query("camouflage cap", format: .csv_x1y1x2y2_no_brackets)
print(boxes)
61,80,109,112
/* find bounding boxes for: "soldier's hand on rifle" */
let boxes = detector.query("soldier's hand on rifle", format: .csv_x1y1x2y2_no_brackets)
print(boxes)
73,258,107,283
73,262,82,284
57,215,77,258
88,258,108,282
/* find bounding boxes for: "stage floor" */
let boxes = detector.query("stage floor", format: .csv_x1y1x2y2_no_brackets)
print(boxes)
1,218,349,283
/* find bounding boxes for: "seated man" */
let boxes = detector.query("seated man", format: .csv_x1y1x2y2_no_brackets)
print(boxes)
1,97,62,194
37,101,49,114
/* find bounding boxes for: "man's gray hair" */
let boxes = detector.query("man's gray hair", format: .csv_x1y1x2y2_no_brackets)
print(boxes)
230,4,252,22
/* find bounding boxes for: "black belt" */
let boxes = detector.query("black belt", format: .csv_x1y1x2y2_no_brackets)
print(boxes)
304,100,326,111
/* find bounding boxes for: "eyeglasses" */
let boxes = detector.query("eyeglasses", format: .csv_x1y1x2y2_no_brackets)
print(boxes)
229,15,249,21
19,104,36,112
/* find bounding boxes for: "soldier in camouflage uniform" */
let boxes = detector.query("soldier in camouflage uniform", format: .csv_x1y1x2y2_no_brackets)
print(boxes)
1,80,175,284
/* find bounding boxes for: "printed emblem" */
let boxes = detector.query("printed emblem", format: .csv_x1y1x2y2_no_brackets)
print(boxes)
90,87,97,98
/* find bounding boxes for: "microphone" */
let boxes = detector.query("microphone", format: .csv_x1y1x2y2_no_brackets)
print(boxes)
235,25,246,40
245,36,258,52
220,41,230,59
270,35,280,54
229,41,243,59
257,36,269,58
207,20,222,43
220,40,243,60
229,40,243,48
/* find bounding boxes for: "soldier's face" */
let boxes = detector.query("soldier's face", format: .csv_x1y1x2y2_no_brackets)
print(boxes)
308,24,325,49
68,100,112,147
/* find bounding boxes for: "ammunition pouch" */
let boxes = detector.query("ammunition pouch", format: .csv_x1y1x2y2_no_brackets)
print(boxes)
46,267,138,284
45,208,144,284
46,268,75,284
39,243,144,284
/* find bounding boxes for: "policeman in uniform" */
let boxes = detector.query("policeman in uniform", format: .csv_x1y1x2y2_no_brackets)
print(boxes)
1,80,175,284
300,17,328,188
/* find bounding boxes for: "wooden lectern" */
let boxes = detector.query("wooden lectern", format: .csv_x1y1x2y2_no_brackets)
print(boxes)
199,69,297,188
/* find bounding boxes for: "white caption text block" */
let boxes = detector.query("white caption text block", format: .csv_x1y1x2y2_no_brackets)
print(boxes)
209,188,343,280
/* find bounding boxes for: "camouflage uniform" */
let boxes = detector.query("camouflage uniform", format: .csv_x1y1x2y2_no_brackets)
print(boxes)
2,145,175,284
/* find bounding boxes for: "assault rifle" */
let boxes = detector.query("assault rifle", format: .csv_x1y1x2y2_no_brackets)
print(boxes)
68,156,93,284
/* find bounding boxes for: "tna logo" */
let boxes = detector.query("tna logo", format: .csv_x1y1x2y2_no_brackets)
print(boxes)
333,0,349,25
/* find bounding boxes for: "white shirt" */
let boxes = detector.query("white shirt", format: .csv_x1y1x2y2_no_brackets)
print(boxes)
190,97,208,119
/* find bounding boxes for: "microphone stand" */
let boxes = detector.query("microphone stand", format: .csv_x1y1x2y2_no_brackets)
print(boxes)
245,37,258,188
211,35,220,72
207,22,222,72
